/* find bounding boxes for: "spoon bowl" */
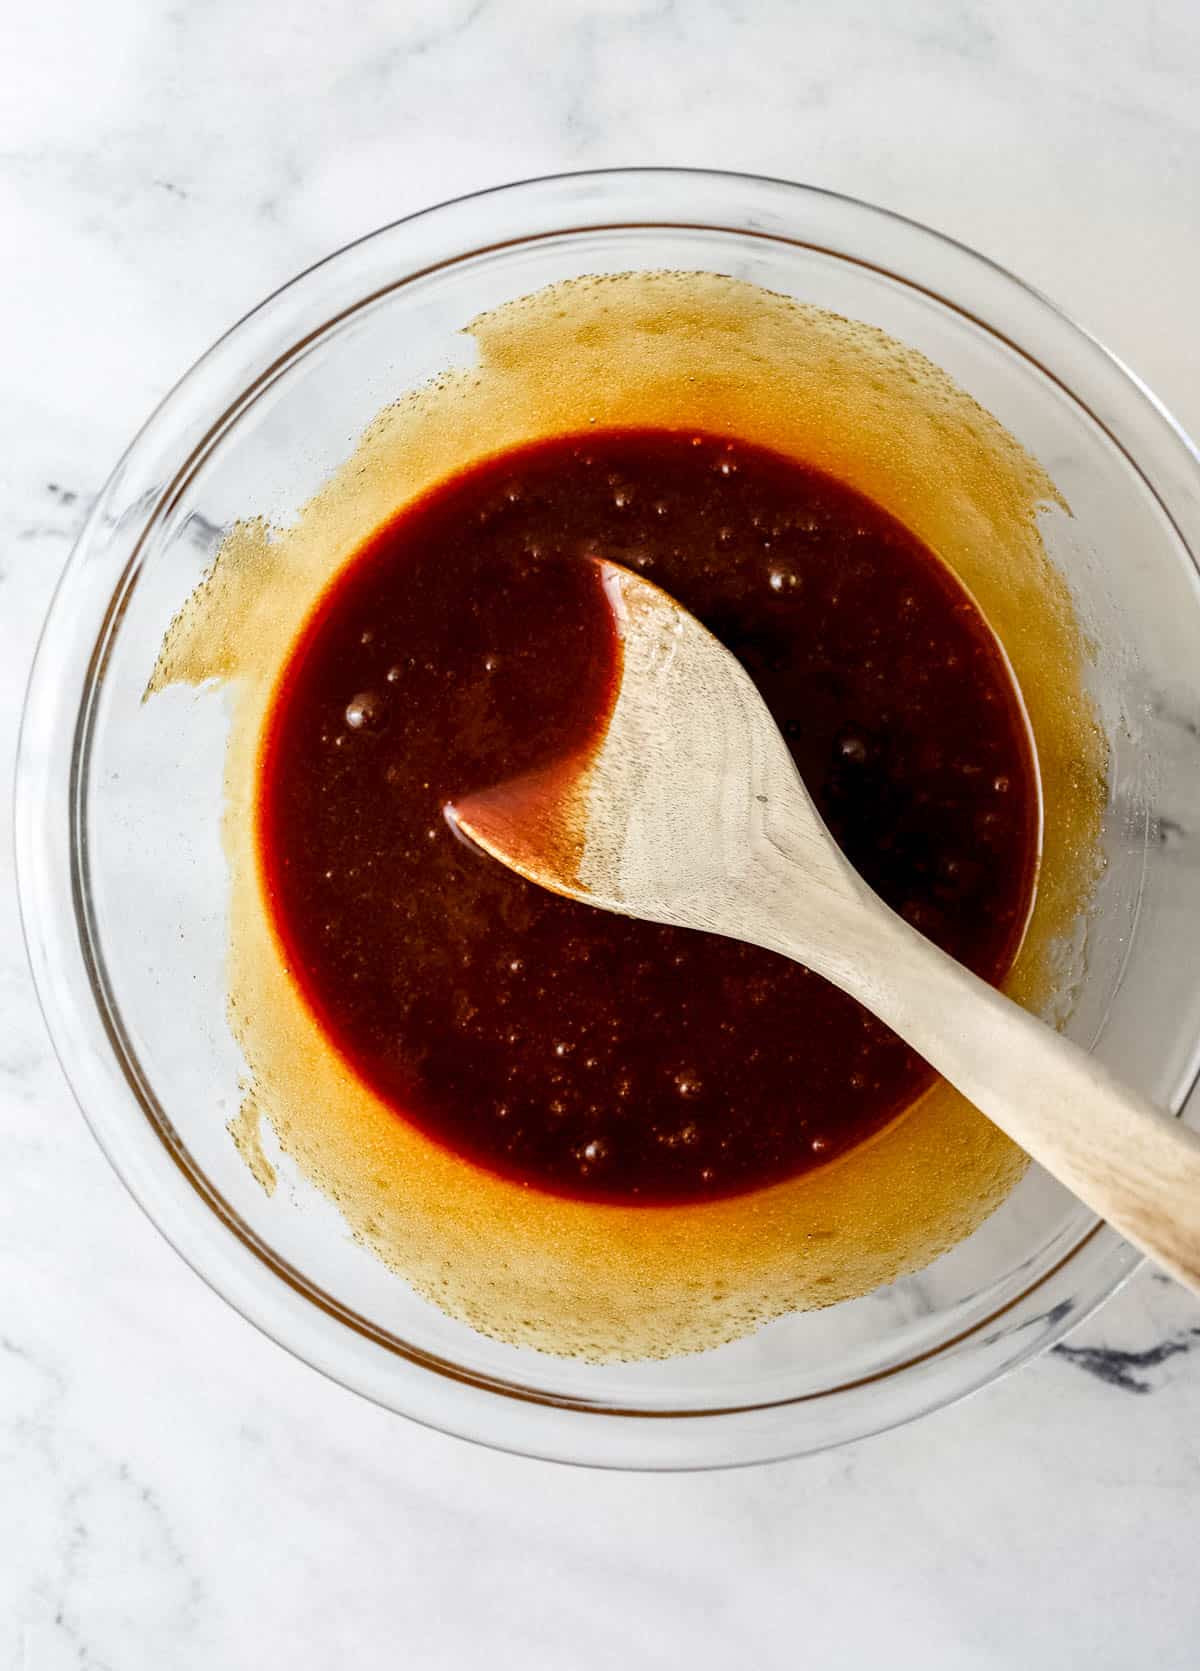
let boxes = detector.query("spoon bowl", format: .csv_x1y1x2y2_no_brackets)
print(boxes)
451,561,855,936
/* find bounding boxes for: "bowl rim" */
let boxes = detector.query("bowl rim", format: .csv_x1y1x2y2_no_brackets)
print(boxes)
16,165,1200,1468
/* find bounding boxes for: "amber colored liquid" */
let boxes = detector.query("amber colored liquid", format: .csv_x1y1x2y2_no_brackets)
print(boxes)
258,429,1038,1205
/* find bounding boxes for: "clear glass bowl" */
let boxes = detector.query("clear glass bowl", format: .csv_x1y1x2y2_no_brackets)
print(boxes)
17,170,1200,1469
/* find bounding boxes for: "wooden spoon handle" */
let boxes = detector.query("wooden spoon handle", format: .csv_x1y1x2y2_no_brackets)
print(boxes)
768,879,1200,1292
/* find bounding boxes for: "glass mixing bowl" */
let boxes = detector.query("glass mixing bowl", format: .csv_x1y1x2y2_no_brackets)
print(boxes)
17,170,1200,1468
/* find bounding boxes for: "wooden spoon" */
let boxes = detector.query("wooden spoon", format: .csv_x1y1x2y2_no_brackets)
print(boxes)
448,559,1200,1293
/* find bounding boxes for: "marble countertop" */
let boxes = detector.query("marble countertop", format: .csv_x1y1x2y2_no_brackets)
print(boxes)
5,2,1200,1665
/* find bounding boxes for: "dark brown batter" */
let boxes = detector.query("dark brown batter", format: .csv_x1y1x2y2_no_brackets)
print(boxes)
258,429,1038,1205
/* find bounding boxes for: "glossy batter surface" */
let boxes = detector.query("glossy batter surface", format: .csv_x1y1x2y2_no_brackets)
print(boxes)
259,430,1038,1204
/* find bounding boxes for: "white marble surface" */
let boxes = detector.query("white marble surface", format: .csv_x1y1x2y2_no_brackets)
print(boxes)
5,2,1200,1665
